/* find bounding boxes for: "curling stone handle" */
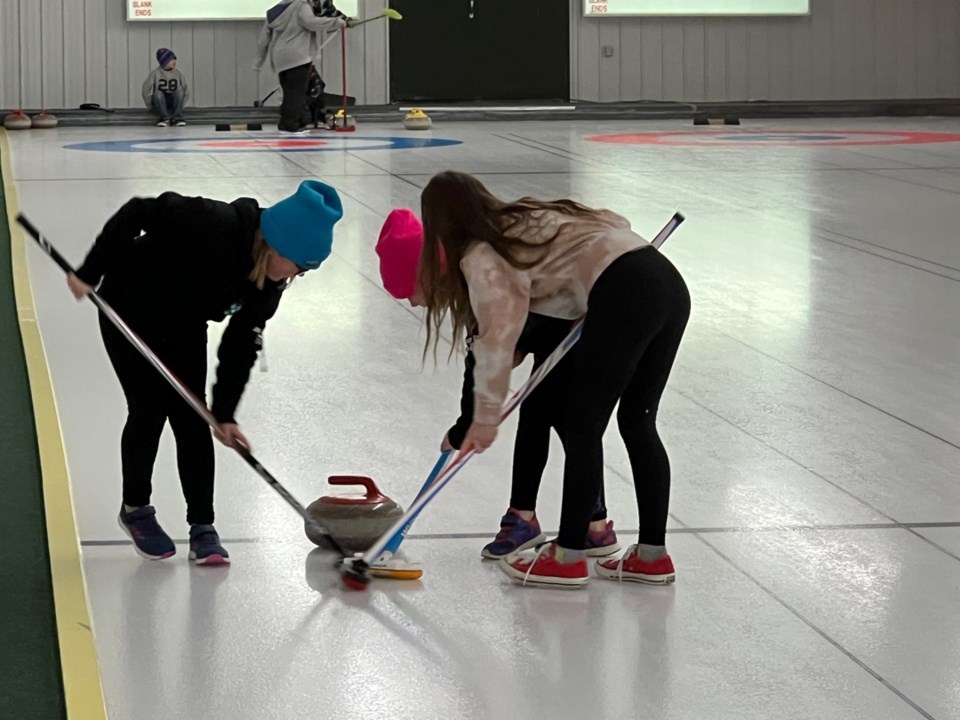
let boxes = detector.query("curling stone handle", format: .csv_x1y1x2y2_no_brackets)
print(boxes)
327,476,386,501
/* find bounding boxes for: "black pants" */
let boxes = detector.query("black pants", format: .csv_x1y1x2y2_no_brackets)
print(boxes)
557,247,690,550
99,313,215,525
306,64,327,125
511,351,607,522
278,63,311,131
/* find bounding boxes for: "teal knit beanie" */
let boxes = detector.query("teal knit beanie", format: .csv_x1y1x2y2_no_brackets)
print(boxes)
260,180,343,270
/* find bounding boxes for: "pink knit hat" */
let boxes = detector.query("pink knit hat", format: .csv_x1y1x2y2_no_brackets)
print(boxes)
376,208,425,299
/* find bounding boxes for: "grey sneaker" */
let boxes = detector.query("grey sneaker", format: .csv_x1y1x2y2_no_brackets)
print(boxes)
156,120,169,127
118,506,176,560
189,524,230,566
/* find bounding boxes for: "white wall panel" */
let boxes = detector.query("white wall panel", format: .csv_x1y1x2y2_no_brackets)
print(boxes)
1,0,388,109
571,0,960,102
3,0,959,109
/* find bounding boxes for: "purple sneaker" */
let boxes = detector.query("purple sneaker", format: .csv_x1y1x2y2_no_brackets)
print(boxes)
585,520,621,557
481,509,547,560
189,524,230,566
118,506,176,560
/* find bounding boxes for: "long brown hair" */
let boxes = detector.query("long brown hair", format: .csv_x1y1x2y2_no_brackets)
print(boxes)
418,170,610,360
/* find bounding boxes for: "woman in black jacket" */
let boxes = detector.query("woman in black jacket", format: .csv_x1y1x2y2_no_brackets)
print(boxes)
67,180,343,565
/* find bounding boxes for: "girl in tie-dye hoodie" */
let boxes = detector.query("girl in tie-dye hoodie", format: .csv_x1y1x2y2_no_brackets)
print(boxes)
417,171,691,589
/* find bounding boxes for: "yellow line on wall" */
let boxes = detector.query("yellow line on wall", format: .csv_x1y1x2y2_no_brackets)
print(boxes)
0,129,108,720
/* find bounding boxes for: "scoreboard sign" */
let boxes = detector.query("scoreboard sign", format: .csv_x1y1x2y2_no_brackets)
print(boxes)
584,0,809,16
128,0,359,22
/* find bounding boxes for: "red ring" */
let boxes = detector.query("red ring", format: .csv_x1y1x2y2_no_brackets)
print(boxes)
585,130,960,147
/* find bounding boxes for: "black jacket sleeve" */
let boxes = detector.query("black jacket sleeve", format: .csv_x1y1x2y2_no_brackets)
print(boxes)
311,0,348,18
445,335,476,451
211,283,285,424
76,193,247,287
445,315,576,447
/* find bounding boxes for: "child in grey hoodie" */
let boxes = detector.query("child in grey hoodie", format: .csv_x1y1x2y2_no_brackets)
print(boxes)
254,0,350,133
142,48,190,127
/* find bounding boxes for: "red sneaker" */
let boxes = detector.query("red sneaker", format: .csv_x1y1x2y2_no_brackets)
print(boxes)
595,544,676,585
499,543,589,588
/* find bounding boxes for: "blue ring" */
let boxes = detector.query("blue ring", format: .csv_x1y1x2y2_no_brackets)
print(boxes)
63,136,463,154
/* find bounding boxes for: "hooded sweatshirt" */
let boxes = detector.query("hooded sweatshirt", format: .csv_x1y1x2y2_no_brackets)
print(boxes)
254,0,345,74
460,209,651,425
446,314,575,450
141,65,190,107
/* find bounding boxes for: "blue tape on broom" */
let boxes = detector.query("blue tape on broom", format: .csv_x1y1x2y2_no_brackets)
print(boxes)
380,450,453,556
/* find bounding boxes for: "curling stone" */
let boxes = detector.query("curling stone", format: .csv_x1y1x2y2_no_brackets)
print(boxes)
693,114,740,126
333,108,356,131
4,110,32,130
215,123,262,132
305,476,403,553
403,108,432,131
31,111,59,129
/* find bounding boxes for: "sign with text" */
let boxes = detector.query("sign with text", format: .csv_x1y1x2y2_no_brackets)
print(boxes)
128,0,358,22
584,0,809,16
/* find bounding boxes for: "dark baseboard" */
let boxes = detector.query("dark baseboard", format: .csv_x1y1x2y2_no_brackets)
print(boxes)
3,97,959,128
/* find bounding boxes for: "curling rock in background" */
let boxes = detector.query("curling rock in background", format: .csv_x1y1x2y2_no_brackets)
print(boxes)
693,114,739,126
334,109,357,129
32,111,59,129
403,108,432,131
4,110,32,130
305,476,403,553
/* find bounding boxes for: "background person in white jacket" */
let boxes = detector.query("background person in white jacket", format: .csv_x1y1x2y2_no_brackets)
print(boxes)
142,48,190,127
254,0,353,133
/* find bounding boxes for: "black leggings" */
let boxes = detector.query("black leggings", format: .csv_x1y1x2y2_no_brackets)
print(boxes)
510,351,607,522
557,247,690,550
100,314,215,525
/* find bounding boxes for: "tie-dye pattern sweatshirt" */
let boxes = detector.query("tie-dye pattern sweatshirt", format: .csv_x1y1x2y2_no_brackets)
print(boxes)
460,208,651,425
